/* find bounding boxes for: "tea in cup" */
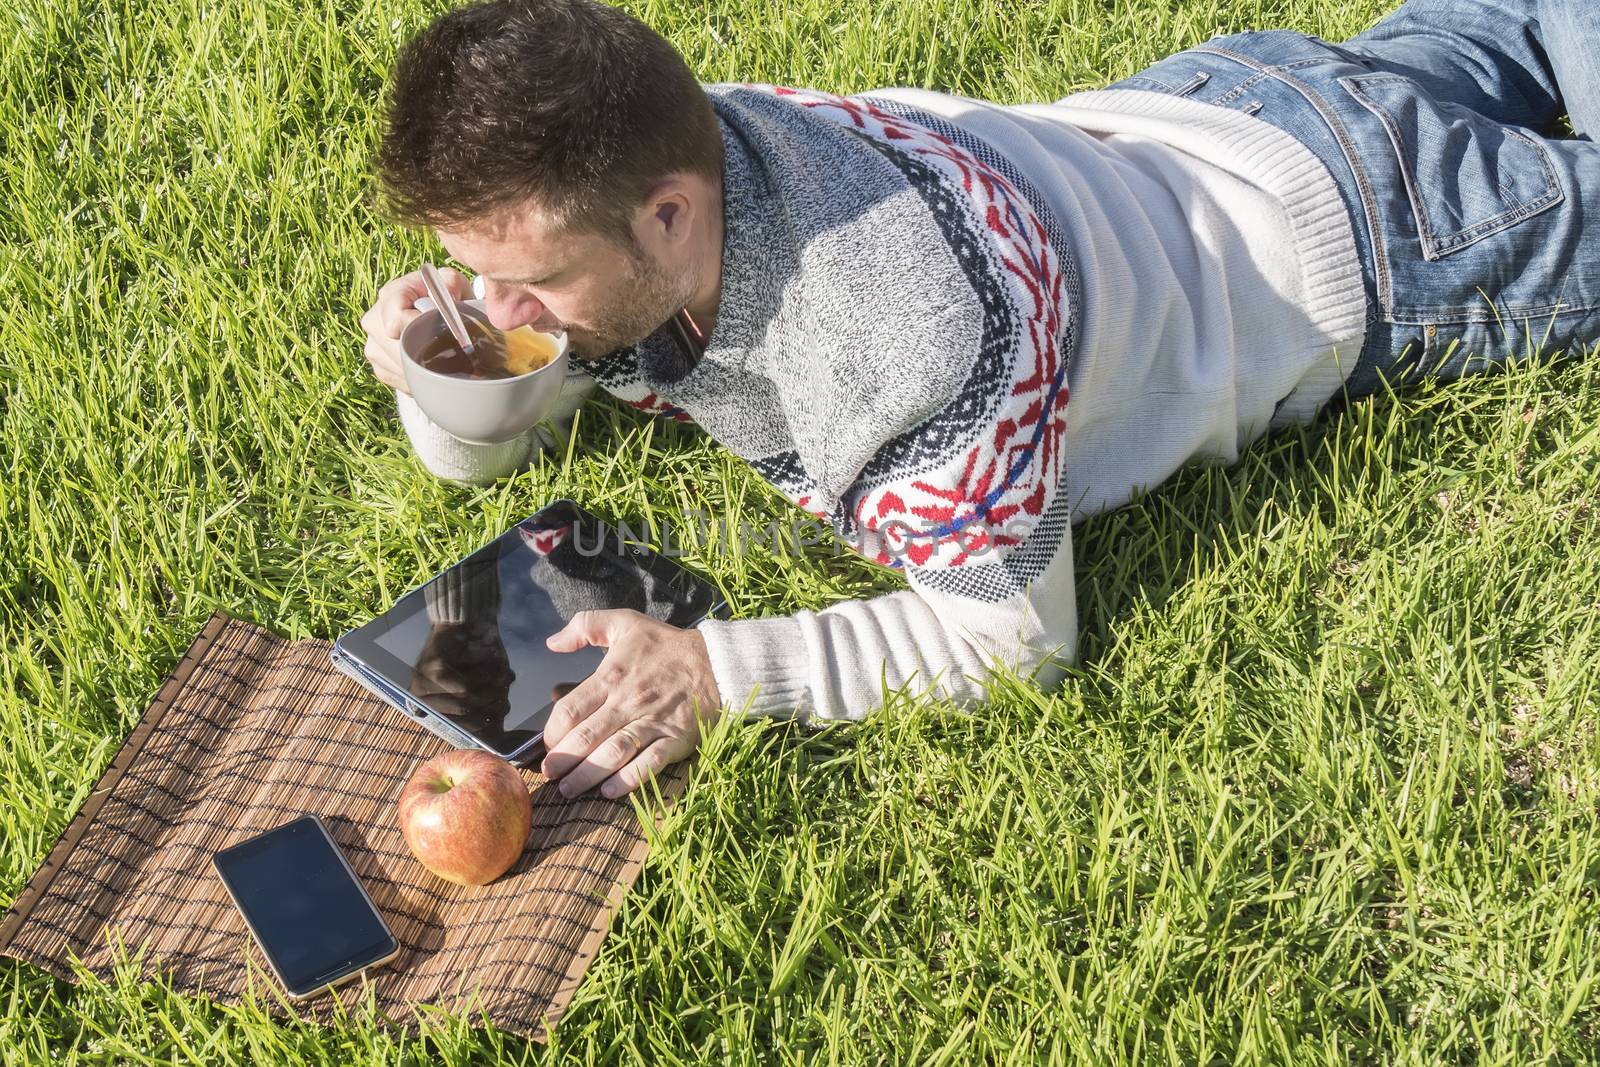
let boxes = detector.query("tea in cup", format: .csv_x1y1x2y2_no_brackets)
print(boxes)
411,316,560,379
401,301,570,445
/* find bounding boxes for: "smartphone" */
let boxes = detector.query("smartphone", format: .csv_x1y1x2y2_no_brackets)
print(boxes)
212,815,400,1000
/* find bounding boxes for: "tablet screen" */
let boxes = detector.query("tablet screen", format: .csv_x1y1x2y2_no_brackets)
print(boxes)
340,501,721,757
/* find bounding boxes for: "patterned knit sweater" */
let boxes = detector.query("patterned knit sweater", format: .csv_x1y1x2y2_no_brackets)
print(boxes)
397,82,1368,722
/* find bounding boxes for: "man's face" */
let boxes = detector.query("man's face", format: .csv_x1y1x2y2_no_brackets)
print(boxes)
436,205,685,361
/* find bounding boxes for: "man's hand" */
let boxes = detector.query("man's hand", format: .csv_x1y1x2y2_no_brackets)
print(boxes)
358,267,474,395
540,610,722,799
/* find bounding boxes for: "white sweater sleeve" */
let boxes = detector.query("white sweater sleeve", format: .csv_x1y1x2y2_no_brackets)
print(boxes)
395,389,541,485
696,523,1078,722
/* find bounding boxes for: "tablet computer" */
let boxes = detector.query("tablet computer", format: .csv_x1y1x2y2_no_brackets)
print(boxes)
333,499,726,764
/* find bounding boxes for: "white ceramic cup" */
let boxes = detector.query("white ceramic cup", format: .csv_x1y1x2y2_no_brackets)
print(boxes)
400,299,570,445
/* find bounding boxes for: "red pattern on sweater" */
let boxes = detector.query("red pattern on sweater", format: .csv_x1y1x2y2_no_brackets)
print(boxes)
770,87,1070,572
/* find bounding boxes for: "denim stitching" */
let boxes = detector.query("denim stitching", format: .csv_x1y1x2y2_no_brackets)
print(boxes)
1340,73,1563,261
1431,186,1563,252
1120,75,1175,93
1194,43,1393,316
1388,297,1600,325
1273,57,1330,72
1214,71,1269,106
1339,76,1443,260
1429,126,1562,252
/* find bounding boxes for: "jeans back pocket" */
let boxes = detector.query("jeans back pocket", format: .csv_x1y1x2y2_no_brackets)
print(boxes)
1340,73,1562,260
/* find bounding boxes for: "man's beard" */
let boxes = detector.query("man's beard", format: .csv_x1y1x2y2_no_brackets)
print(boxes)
563,248,689,361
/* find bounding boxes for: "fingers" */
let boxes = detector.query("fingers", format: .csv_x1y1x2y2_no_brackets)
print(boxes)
541,678,608,751
358,267,474,394
546,609,634,653
359,277,421,395
366,274,424,339
363,334,408,394
545,711,685,799
541,702,654,797
540,613,647,750
536,612,712,799
598,739,676,800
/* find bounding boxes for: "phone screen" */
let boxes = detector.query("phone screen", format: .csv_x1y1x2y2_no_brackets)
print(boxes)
212,817,397,997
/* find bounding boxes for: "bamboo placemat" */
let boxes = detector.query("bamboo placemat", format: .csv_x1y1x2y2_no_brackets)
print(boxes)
0,611,684,1038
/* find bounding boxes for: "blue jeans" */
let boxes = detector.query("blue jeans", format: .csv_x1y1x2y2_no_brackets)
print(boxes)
1104,0,1600,398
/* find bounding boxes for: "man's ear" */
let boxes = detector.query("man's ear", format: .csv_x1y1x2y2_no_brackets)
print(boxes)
635,177,695,247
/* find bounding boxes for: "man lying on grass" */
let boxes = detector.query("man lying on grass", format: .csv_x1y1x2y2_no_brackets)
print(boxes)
359,0,1600,799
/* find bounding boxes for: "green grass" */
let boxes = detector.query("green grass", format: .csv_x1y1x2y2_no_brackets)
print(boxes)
4,0,1600,1062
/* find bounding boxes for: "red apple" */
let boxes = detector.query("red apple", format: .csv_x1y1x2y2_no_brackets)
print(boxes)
397,749,532,886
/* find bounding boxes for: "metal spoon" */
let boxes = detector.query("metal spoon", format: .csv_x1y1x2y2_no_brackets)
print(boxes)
419,262,476,355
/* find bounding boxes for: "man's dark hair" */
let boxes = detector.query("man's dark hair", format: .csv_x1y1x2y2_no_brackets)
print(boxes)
376,0,723,240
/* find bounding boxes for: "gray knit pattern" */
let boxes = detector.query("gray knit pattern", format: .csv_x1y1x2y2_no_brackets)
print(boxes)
590,86,996,509
584,83,1078,603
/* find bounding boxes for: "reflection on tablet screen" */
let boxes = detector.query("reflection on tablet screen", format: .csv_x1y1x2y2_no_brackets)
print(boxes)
363,503,715,755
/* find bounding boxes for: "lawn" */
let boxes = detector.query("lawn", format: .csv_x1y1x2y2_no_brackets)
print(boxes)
4,0,1600,1062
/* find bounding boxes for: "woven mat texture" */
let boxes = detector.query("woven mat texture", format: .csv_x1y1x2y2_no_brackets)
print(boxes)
0,611,683,1038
